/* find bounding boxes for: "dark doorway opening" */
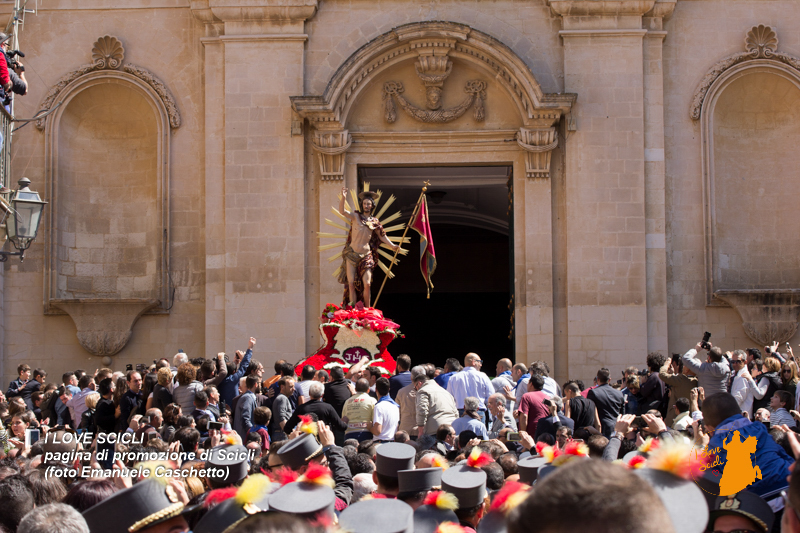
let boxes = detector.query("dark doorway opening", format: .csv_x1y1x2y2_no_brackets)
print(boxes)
359,166,513,373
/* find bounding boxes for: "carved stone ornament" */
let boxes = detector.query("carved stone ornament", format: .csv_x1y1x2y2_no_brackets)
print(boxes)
691,25,800,120
36,36,181,130
714,290,800,345
311,130,352,181
51,299,160,357
383,45,486,124
291,22,576,131
517,127,558,178
92,35,125,69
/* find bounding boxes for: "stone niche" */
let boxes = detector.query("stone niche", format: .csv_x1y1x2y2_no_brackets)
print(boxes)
41,36,179,359
695,25,800,344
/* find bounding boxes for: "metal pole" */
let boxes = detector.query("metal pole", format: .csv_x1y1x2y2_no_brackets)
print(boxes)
373,183,428,308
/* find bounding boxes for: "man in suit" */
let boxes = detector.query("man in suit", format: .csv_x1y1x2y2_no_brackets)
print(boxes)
587,368,624,438
20,368,46,411
234,375,259,439
534,395,575,440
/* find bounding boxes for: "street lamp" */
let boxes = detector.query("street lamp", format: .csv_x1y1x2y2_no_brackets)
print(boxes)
0,177,47,261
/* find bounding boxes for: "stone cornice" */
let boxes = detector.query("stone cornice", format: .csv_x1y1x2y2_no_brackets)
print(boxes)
645,0,677,20
207,0,317,23
547,0,656,17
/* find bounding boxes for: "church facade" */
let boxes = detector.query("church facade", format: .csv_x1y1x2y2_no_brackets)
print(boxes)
2,0,800,385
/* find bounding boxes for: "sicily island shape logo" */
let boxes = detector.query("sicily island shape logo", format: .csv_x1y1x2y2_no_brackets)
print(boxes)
694,430,762,496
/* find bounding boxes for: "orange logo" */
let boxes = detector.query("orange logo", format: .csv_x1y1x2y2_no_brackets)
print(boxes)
693,430,762,496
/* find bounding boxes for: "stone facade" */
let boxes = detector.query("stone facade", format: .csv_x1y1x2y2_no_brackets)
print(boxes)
2,0,800,387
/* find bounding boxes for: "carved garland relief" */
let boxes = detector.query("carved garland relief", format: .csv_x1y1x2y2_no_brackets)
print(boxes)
382,46,487,124
36,35,181,131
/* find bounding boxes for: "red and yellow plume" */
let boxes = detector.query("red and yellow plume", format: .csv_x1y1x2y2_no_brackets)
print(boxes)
535,442,549,456
224,432,242,446
626,455,647,469
435,523,467,533
422,490,459,511
205,487,238,508
299,463,335,488
299,415,318,435
489,482,530,514
431,454,449,470
638,437,660,454
271,466,300,486
538,445,560,464
235,474,271,506
647,441,706,480
562,441,589,457
467,447,493,468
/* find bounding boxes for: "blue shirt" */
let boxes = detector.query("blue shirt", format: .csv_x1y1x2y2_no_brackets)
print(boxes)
219,348,252,407
707,414,792,497
451,415,488,440
435,372,454,390
389,371,412,400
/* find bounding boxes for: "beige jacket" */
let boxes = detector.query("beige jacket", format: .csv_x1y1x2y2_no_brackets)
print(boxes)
396,383,418,434
415,380,459,435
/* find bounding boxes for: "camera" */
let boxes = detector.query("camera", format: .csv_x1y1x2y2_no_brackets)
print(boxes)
6,49,24,72
700,331,711,351
126,364,133,372
136,363,145,373
506,432,521,442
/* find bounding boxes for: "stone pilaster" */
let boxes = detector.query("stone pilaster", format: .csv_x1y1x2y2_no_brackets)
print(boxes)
642,1,675,354
550,0,654,379
193,1,317,363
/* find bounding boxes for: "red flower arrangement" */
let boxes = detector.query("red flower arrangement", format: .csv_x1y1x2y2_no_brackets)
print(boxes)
293,304,402,377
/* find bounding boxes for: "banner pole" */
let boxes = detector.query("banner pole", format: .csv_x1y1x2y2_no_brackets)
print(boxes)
373,182,428,308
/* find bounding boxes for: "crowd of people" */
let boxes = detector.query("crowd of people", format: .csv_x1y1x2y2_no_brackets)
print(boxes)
1,336,800,533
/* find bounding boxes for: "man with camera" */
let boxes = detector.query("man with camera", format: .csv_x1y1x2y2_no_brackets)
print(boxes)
0,33,26,107
681,334,730,396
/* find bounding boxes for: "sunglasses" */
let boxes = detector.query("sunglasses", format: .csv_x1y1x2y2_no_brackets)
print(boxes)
710,530,758,533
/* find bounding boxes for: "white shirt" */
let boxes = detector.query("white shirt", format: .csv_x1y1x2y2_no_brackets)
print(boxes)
372,399,400,441
543,376,560,398
67,387,95,428
515,377,530,409
446,367,494,409
295,380,313,401
730,368,757,416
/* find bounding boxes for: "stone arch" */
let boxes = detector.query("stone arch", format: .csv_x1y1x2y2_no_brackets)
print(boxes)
294,21,573,129
42,67,173,358
293,22,574,182
694,25,800,345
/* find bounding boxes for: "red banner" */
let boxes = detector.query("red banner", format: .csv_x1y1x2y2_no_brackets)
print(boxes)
409,194,437,297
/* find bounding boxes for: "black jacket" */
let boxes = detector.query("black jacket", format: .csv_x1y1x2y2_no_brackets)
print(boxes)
753,371,783,413
535,414,575,440
95,397,116,433
152,384,173,411
6,378,26,398
19,380,41,411
326,445,354,507
323,380,351,416
284,399,347,434
587,384,624,438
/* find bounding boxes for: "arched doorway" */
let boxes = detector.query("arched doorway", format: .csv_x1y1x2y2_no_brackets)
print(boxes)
294,21,575,372
360,166,513,371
